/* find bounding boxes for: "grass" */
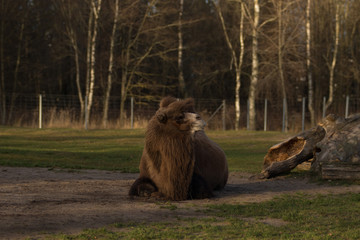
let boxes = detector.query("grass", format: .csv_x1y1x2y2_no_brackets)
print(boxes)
47,193,360,239
210,130,292,173
4,127,358,239
0,126,291,173
0,127,145,172
207,193,360,239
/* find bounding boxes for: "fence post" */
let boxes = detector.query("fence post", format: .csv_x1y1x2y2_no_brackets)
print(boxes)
322,96,326,119
222,99,226,131
131,97,134,129
345,95,349,118
39,94,42,129
302,97,306,132
264,98,267,131
84,97,88,130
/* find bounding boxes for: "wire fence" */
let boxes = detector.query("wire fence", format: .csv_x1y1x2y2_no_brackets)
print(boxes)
1,93,360,131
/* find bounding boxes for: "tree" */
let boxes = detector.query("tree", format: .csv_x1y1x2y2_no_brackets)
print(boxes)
306,0,315,126
178,0,186,97
85,0,102,128
248,0,260,130
102,0,119,128
55,0,86,122
0,0,5,124
277,0,288,132
324,1,340,114
0,0,29,124
348,1,360,96
213,0,245,131
272,0,301,132
118,0,158,126
7,7,26,124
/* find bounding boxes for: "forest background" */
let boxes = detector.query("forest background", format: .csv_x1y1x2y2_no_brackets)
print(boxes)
1,0,360,131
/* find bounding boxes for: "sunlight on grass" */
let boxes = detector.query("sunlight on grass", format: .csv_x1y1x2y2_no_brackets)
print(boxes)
209,130,292,173
0,127,291,173
0,127,145,172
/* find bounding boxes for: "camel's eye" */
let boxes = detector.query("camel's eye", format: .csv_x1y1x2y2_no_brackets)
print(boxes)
175,113,185,124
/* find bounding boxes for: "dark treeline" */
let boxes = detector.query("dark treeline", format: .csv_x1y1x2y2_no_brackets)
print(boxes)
1,0,360,129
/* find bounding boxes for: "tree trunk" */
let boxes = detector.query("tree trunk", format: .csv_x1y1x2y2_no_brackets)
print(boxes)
85,4,93,107
85,3,93,127
324,3,340,113
236,2,245,131
278,0,288,132
85,0,102,128
213,1,244,131
249,0,260,130
0,0,5,125
73,33,84,122
259,114,360,180
178,0,186,98
57,0,85,122
260,125,326,179
102,0,119,128
306,0,315,126
8,17,25,124
119,70,127,127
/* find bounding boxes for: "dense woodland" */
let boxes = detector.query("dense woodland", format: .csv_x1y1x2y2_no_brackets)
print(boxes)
1,0,360,130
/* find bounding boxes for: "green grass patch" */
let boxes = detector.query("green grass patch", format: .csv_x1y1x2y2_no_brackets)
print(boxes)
0,127,291,173
206,193,360,239
210,130,292,173
0,127,145,172
48,193,360,240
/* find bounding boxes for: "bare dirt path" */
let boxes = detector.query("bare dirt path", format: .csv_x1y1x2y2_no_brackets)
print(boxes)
1,167,360,239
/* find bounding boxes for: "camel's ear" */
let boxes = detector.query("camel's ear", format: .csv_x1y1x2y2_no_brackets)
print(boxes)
157,112,168,124
160,96,177,108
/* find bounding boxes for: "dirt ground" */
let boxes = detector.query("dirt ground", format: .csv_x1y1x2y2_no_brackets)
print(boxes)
1,167,360,240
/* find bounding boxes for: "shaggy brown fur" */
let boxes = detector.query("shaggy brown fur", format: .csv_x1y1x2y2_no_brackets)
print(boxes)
129,97,228,200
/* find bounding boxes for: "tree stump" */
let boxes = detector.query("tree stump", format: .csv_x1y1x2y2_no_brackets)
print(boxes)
259,114,360,180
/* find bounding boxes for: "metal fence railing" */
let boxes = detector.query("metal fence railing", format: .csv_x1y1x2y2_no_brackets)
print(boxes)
1,94,360,131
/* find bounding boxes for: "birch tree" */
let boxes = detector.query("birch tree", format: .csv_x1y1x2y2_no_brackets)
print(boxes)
178,0,186,97
102,0,119,128
306,0,315,126
213,0,245,131
85,0,102,128
324,2,340,114
248,0,260,130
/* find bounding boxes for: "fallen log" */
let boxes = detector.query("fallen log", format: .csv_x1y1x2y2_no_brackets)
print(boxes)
259,125,325,179
259,114,360,180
